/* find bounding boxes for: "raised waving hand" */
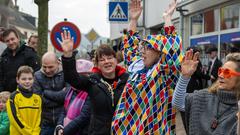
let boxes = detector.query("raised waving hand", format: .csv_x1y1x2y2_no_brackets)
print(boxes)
181,50,199,78
57,30,74,57
163,0,177,26
128,0,142,31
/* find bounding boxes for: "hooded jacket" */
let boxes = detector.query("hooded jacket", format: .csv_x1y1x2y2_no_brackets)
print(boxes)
32,66,68,126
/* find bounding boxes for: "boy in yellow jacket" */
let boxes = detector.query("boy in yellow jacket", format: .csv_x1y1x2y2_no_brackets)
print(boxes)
6,66,41,135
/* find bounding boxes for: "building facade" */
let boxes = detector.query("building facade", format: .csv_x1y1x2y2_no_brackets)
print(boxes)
0,1,37,40
110,0,240,65
177,0,240,64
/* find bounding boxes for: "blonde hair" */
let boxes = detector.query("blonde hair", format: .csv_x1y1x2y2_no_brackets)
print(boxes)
208,53,240,98
0,91,11,103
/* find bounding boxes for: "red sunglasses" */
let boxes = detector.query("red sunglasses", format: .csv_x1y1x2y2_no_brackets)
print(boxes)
218,67,240,78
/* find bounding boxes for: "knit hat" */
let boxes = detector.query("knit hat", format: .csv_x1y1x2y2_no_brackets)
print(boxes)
76,59,94,73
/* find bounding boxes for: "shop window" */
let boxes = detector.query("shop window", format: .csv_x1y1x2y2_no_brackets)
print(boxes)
220,42,240,59
190,35,218,66
204,9,219,33
190,44,217,69
220,32,240,59
220,4,240,30
191,14,203,35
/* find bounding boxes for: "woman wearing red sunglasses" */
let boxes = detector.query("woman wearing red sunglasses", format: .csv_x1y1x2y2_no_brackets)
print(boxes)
173,51,240,135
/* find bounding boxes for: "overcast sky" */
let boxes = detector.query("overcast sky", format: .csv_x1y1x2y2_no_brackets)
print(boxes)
17,0,110,37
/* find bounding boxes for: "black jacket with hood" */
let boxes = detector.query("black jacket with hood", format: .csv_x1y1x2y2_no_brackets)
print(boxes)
62,56,129,135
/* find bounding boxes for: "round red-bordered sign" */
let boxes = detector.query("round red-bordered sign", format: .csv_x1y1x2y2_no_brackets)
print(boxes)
50,21,81,52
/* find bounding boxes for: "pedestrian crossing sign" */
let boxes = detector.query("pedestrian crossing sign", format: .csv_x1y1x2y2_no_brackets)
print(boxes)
109,2,128,22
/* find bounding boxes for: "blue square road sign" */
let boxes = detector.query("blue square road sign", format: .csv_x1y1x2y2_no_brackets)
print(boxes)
109,2,128,22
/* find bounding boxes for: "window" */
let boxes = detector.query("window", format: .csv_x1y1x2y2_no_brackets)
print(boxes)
190,35,218,65
220,4,240,30
191,14,203,35
220,32,240,59
204,9,219,33
173,21,180,33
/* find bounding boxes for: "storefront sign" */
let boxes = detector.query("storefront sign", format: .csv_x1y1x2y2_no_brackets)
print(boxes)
220,32,240,43
191,35,218,46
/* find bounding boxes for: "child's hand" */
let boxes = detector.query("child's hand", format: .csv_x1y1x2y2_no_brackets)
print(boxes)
58,129,63,135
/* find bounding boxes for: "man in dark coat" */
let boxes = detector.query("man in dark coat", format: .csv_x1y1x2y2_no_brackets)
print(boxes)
0,28,40,92
206,47,222,85
33,52,69,135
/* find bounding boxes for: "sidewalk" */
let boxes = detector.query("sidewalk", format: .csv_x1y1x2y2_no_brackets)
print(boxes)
176,111,187,135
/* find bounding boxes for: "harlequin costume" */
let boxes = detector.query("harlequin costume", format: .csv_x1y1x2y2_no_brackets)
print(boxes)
111,26,183,135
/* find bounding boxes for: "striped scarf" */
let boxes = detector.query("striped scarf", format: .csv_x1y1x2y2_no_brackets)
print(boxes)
64,87,88,127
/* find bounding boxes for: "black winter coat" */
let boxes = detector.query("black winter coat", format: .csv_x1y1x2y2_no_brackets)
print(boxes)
0,42,40,92
62,56,129,135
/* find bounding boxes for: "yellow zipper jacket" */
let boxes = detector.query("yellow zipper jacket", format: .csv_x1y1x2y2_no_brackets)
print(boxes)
6,87,42,135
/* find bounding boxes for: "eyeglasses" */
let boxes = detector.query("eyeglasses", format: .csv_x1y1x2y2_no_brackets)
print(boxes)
218,67,240,78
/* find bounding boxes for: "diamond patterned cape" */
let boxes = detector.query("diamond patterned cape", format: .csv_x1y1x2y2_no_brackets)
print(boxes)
111,26,183,135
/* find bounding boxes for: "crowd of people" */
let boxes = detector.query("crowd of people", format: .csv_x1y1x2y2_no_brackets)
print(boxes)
0,0,240,135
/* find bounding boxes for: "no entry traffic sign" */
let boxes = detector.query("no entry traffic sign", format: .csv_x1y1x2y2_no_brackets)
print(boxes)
50,21,81,52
